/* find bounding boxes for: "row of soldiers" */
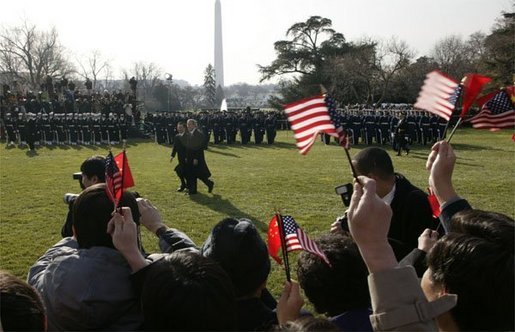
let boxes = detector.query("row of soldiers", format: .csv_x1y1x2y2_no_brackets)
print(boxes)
3,112,129,150
147,111,279,146
342,109,448,146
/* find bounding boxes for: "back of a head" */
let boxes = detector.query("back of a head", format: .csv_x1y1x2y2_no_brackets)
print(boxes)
297,233,370,316
80,155,106,182
140,252,236,331
200,217,271,297
428,232,514,331
353,147,394,180
72,183,140,249
449,209,514,252
0,270,46,331
279,316,339,332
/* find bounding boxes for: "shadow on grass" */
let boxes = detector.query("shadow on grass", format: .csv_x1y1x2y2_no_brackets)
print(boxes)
208,141,296,150
207,149,240,158
25,150,39,157
188,192,267,232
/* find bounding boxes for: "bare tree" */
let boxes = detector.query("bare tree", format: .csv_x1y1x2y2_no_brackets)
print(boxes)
0,21,73,90
372,37,415,104
76,50,110,90
430,35,474,80
122,62,162,104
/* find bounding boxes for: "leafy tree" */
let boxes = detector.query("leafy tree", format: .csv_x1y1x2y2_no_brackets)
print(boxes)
203,64,216,107
259,16,351,103
482,13,514,85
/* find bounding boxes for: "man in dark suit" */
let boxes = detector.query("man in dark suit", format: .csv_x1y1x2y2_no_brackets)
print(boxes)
184,119,214,195
351,147,438,259
170,122,188,192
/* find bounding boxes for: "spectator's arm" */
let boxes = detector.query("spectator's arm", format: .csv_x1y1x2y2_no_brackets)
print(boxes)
109,207,149,273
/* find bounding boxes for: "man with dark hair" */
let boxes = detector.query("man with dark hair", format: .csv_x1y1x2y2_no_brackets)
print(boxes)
28,184,143,331
349,147,438,259
200,218,277,331
297,233,372,332
61,155,106,237
108,205,237,331
170,122,188,192
1,270,46,331
139,252,237,331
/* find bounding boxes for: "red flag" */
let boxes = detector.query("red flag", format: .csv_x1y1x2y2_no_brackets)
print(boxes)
460,74,491,118
427,188,441,218
105,150,135,206
267,216,282,264
267,215,330,266
114,151,135,188
284,95,338,155
414,71,460,121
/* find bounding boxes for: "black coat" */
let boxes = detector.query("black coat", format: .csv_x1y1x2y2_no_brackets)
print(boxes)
171,133,187,174
183,130,211,179
389,174,439,259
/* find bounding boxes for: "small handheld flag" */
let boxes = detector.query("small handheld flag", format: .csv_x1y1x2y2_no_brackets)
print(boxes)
268,215,331,271
105,150,135,208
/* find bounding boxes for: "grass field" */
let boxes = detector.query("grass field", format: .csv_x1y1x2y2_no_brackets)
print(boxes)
0,128,514,298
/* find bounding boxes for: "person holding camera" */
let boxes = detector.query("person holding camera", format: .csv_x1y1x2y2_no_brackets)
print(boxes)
61,156,106,237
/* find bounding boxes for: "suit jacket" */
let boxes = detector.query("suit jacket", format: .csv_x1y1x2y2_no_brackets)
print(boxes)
184,129,211,179
171,133,187,173
389,174,439,259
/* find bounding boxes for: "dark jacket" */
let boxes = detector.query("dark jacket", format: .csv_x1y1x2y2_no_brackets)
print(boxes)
171,133,187,174
184,129,211,179
389,174,439,259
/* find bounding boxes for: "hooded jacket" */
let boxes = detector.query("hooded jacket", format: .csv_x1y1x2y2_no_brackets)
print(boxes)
27,237,143,331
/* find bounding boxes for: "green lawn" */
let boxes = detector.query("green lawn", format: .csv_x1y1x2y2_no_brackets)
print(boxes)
1,128,514,298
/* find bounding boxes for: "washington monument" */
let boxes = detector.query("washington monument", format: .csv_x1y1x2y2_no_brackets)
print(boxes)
214,0,224,89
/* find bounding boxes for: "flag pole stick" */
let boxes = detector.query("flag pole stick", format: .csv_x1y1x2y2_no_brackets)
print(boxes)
442,83,464,139
117,148,126,210
276,213,291,282
446,117,463,143
344,147,361,184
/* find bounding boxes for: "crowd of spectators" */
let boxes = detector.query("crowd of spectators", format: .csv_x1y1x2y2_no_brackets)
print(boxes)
1,141,512,331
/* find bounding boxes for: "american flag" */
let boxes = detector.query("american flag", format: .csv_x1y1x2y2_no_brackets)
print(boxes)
281,215,331,266
325,95,350,149
414,71,460,121
470,89,514,129
105,151,123,204
284,95,337,155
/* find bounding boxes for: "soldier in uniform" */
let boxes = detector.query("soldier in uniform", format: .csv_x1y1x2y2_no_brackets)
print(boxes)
394,113,410,156
225,114,235,144
265,113,276,144
239,113,250,144
253,113,265,144
419,112,431,145
4,113,17,146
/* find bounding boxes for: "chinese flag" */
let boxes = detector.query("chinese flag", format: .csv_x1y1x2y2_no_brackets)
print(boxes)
460,74,491,117
114,151,135,189
267,216,282,264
